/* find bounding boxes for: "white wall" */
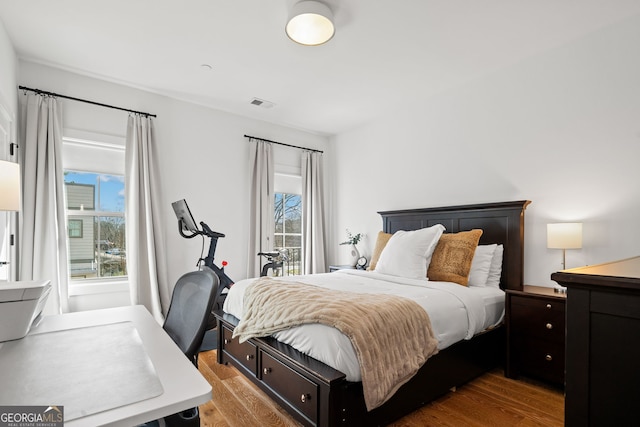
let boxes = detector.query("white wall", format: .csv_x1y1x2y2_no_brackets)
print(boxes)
331,14,640,287
0,18,16,116
14,11,640,300
18,61,329,311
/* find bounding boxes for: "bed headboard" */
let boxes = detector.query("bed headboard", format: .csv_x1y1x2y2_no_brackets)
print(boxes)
378,200,530,291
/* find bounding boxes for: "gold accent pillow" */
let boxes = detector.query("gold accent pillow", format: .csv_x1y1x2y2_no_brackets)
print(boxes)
427,229,483,286
367,231,392,271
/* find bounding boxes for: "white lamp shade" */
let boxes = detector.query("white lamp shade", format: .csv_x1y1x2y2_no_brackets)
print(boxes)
0,160,20,211
547,223,582,249
286,1,335,46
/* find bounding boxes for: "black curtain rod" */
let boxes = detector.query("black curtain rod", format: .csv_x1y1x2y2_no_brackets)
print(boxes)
19,85,157,118
244,134,323,154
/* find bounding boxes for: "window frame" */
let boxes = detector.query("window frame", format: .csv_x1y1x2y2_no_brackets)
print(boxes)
62,129,129,296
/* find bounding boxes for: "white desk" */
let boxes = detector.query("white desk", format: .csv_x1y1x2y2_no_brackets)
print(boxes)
0,305,212,426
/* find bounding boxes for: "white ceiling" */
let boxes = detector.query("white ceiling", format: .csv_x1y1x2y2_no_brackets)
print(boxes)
1,0,640,136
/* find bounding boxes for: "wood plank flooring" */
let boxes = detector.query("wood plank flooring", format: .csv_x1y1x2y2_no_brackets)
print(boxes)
197,350,564,427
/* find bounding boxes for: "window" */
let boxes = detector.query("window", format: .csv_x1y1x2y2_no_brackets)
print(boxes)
62,130,126,287
274,192,302,275
273,161,303,276
64,171,126,280
68,219,83,238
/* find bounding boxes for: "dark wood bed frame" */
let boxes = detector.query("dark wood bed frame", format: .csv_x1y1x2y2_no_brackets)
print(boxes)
214,200,530,427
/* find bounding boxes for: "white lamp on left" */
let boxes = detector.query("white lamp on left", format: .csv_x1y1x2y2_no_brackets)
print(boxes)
0,160,20,211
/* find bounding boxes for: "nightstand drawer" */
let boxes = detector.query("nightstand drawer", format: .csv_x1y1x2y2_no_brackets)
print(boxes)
506,287,566,386
510,308,564,342
511,294,564,313
512,336,565,385
511,295,564,340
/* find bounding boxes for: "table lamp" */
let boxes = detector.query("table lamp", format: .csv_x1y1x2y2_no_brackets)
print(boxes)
547,222,582,270
0,160,20,277
0,159,21,211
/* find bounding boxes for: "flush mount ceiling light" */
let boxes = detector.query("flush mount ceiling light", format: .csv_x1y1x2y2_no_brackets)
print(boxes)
285,1,335,46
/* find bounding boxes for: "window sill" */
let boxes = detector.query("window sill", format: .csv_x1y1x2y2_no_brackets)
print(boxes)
69,279,129,296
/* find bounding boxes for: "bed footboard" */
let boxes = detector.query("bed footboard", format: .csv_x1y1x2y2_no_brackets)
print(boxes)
215,310,504,427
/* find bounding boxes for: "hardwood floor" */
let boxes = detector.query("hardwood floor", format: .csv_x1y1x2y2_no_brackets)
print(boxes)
197,349,564,427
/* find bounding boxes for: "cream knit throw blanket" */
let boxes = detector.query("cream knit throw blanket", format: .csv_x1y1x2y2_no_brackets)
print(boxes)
232,277,439,411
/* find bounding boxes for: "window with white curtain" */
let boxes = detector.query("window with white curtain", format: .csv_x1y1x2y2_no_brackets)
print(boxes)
62,129,127,289
274,172,302,275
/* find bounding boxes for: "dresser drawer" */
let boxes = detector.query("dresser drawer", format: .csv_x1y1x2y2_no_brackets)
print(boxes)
512,336,564,385
510,296,565,341
221,325,258,374
260,350,319,424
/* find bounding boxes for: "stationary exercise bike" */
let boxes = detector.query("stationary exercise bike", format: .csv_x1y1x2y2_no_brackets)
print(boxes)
258,249,289,277
172,199,233,312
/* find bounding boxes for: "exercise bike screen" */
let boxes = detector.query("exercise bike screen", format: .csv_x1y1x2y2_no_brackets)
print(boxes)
172,199,199,232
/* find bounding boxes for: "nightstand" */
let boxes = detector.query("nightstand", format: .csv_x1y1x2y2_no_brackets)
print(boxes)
505,285,566,387
329,265,355,272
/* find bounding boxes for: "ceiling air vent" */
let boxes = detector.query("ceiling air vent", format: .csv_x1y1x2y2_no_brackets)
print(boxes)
250,97,275,109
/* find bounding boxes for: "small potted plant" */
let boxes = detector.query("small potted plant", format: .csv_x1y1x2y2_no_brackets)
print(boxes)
340,229,362,266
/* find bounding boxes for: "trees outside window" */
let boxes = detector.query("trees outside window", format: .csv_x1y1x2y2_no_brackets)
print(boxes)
274,192,302,275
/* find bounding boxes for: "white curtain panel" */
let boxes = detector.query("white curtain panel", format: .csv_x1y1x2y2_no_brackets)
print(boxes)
125,115,169,323
247,140,274,278
18,93,69,314
301,151,327,274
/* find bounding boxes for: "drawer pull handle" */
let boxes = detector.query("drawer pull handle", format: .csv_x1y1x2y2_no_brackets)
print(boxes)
224,339,230,345
263,367,272,375
545,354,553,361
301,393,311,403
546,303,552,309
246,354,254,361
546,323,553,330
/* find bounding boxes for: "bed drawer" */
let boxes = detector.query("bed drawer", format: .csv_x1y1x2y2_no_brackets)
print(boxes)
260,350,319,425
221,325,258,374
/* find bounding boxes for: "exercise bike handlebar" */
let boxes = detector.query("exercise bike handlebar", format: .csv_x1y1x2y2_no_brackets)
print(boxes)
177,218,233,288
177,219,226,240
200,222,225,239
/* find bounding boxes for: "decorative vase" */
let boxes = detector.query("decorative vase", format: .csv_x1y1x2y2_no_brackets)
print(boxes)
349,245,360,267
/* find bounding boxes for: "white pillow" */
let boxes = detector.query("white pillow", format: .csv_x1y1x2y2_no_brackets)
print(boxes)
374,224,445,280
468,244,497,287
485,244,504,288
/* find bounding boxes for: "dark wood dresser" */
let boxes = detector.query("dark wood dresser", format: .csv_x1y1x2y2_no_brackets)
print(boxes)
505,285,566,386
552,256,640,427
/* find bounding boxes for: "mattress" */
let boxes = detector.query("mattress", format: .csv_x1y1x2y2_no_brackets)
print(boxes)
223,269,505,381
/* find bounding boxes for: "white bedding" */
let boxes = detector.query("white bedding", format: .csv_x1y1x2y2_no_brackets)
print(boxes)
223,269,505,381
